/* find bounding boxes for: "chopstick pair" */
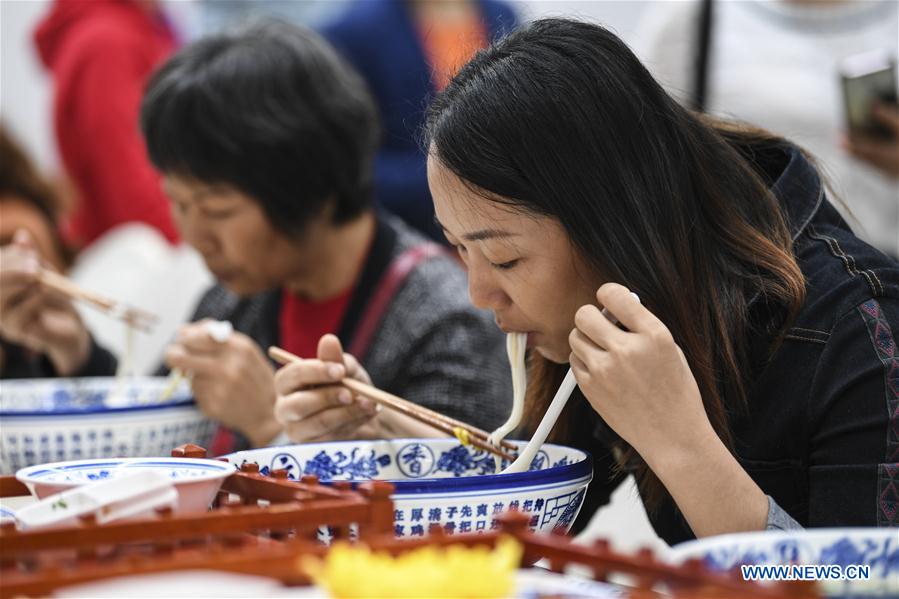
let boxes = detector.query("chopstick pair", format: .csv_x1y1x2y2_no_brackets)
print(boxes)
37,269,158,332
268,346,518,462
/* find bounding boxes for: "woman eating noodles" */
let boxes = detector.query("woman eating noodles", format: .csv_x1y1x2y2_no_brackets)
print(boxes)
275,18,899,542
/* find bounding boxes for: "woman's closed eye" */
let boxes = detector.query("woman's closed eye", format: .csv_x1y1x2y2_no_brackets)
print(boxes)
201,208,238,220
490,258,519,270
448,239,519,270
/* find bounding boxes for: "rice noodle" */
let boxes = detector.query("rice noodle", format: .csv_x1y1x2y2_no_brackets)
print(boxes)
106,321,135,407
488,332,528,471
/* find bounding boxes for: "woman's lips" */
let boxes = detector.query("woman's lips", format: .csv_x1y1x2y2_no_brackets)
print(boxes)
210,268,238,282
496,323,538,347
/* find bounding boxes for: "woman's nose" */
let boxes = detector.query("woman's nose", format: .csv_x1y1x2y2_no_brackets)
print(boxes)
467,260,509,311
177,212,218,256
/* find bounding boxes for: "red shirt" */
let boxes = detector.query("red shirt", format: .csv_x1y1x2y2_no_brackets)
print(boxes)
278,287,354,359
35,0,180,248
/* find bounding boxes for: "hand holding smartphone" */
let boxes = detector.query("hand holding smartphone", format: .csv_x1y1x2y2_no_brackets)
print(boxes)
840,49,898,139
839,50,899,178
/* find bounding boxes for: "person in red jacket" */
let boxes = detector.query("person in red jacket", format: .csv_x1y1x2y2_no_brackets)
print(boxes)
34,0,180,249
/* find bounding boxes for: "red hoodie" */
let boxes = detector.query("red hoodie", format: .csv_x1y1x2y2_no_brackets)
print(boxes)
34,0,179,247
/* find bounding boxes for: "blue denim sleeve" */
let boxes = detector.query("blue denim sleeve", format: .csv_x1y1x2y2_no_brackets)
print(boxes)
808,297,899,527
767,495,803,531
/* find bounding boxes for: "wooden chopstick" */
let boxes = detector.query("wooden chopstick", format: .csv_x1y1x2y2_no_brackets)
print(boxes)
268,345,517,451
38,269,158,331
268,346,518,462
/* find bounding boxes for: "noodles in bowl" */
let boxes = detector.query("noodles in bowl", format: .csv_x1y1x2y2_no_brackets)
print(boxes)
0,376,217,474
223,438,592,539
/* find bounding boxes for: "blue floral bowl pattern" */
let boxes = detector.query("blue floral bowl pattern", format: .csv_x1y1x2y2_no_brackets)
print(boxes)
0,377,217,474
223,438,592,540
670,529,898,597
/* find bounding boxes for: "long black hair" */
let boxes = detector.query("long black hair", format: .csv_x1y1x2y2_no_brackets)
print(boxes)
141,20,379,236
425,18,805,509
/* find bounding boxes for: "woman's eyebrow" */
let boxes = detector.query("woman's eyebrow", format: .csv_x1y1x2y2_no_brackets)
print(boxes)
461,229,516,241
433,217,516,241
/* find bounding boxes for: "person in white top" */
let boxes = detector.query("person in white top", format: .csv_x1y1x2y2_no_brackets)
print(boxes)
635,0,898,257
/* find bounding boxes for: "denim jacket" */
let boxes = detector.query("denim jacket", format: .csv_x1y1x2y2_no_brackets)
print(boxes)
572,143,899,544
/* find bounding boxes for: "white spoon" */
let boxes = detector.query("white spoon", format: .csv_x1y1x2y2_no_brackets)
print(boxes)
501,293,640,474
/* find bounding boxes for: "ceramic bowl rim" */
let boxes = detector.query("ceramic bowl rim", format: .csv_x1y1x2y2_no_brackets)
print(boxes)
0,376,195,416
0,400,197,418
671,527,896,562
224,437,593,495
15,457,236,487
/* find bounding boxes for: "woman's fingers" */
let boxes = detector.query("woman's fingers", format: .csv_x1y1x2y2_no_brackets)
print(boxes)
272,334,377,442
568,350,591,384
568,326,607,367
273,359,346,395
12,228,37,251
342,351,372,385
177,325,227,355
277,389,376,439
0,249,40,310
872,102,899,132
595,283,653,332
164,344,219,375
276,386,353,421
317,334,346,365
3,287,49,341
573,303,626,350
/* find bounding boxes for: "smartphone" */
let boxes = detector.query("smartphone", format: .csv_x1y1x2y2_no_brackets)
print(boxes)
840,49,898,139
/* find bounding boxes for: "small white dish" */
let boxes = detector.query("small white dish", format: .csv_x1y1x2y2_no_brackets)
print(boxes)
14,470,177,529
16,457,234,514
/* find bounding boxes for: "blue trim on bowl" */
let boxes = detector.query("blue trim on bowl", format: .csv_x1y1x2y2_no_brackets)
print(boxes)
225,439,593,495
392,475,593,499
18,459,234,481
0,398,196,417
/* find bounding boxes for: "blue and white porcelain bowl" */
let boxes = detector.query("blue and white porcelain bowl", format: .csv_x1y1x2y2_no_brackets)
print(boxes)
223,438,592,539
0,377,217,474
16,457,235,513
670,528,898,596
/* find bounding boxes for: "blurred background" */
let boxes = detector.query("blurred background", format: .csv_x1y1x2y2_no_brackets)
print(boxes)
2,1,656,178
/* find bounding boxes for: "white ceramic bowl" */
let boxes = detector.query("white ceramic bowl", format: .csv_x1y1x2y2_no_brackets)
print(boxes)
0,377,217,474
16,457,235,514
223,438,592,539
671,528,898,596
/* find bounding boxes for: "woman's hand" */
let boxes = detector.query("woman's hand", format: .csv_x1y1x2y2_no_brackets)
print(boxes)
165,321,281,447
843,103,899,178
273,334,381,442
273,334,442,443
569,282,768,537
568,283,711,465
0,229,90,376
